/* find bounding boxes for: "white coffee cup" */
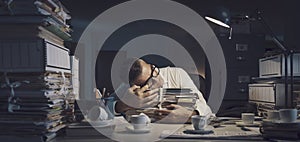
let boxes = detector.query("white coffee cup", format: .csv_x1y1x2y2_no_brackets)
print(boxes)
267,110,280,121
241,113,255,124
279,109,298,122
87,106,108,121
130,115,149,130
191,115,207,130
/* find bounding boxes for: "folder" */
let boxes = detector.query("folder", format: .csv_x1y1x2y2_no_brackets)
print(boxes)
0,38,71,73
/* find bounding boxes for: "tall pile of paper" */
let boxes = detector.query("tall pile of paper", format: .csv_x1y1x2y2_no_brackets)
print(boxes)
0,0,76,141
0,72,73,141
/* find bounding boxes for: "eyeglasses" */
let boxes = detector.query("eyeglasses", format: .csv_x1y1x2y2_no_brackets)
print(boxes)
141,65,160,87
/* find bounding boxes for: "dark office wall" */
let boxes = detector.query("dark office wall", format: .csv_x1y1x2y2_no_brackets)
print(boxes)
93,19,206,94
62,0,299,47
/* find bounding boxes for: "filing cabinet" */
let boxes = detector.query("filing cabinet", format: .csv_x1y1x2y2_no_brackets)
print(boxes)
215,34,265,115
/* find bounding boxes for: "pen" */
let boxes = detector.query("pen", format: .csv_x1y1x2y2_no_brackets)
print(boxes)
102,87,106,97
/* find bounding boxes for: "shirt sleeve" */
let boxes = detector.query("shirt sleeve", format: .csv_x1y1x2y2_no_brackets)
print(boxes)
175,68,213,117
106,99,120,116
106,83,129,116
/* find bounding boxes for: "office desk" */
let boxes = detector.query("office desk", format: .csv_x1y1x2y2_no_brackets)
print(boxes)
58,117,267,142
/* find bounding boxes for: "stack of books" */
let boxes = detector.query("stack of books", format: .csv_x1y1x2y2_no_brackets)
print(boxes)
261,120,300,140
0,0,72,42
0,0,76,141
160,88,197,108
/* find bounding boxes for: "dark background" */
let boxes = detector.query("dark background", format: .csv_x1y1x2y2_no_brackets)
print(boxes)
61,0,299,115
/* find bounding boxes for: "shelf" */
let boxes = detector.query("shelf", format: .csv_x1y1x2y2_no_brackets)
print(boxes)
252,76,300,84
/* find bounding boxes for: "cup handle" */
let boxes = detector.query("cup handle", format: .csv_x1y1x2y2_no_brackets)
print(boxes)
263,112,268,118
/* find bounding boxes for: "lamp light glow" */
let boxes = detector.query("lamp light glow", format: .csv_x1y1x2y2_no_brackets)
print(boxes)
205,16,230,29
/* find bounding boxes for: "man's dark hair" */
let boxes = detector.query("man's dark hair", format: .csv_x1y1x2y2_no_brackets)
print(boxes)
129,59,143,86
119,58,143,86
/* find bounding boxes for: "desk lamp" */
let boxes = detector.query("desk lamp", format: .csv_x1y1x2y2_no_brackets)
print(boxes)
205,16,232,39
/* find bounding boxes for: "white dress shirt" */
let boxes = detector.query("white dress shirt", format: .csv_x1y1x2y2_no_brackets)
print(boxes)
107,67,213,117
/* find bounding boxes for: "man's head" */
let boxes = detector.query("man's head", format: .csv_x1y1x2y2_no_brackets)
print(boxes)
129,59,164,89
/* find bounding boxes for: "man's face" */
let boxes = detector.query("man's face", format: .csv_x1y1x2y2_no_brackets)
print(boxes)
134,60,164,90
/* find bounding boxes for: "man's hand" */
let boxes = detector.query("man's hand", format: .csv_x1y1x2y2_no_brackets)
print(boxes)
116,85,159,113
130,85,159,108
153,104,195,123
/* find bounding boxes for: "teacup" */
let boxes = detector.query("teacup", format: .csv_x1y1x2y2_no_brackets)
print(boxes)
241,113,255,124
267,110,280,121
130,115,150,130
279,109,298,122
87,106,108,121
191,115,207,130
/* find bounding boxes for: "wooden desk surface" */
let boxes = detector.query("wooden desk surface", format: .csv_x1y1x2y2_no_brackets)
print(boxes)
57,116,268,142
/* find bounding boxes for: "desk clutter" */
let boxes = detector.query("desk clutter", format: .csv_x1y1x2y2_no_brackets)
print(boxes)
259,108,300,140
160,118,262,140
249,53,300,117
248,53,300,140
261,119,300,140
125,88,198,122
165,113,300,140
0,0,78,142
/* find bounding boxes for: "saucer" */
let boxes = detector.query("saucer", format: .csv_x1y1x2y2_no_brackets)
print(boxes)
89,119,112,127
126,125,150,133
263,119,300,124
262,119,280,122
254,116,264,121
235,121,260,127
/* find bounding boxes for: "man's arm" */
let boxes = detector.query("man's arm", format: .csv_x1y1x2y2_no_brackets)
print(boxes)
108,84,159,114
115,100,132,113
154,104,199,123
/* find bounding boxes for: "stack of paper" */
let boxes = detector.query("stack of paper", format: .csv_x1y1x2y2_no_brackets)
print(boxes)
0,1,76,141
0,72,75,141
0,0,72,37
160,88,197,107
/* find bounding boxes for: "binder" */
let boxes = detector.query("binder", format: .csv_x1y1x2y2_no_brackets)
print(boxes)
0,21,71,43
0,38,71,73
